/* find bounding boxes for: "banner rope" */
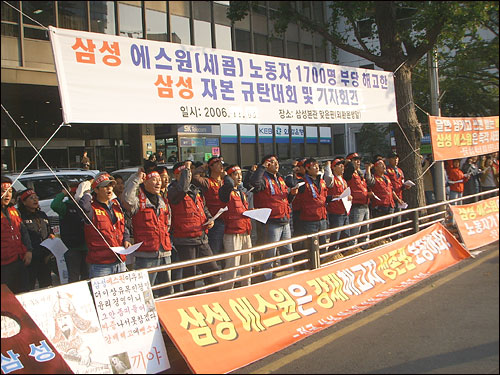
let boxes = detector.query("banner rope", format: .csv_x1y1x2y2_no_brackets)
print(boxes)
1,105,127,267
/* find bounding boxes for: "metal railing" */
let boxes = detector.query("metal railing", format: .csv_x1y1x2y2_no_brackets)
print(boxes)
150,189,499,300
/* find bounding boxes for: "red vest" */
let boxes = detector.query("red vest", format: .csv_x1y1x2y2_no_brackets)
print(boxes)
84,199,126,264
348,172,369,205
300,176,327,221
292,175,304,212
132,188,171,252
327,175,349,215
386,166,404,200
204,177,225,217
223,190,252,234
170,192,207,238
253,174,291,220
370,175,395,208
1,206,27,265
447,167,466,193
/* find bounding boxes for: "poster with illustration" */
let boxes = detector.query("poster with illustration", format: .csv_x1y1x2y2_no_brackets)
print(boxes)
16,282,113,374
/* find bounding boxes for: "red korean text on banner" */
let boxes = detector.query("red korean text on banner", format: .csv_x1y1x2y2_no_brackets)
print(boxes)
429,115,499,161
155,223,471,374
449,196,499,250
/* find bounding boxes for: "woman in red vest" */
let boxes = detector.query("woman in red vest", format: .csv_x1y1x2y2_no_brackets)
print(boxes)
77,172,131,278
1,176,32,293
218,164,252,289
447,159,467,204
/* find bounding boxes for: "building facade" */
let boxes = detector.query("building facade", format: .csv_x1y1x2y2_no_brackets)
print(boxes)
2,1,366,172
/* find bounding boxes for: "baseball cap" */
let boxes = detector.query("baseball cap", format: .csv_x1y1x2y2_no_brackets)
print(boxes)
91,173,116,190
332,158,344,167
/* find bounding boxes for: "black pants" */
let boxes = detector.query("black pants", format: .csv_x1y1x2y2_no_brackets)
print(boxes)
175,242,220,293
370,206,394,239
27,253,52,290
1,258,29,294
64,248,89,283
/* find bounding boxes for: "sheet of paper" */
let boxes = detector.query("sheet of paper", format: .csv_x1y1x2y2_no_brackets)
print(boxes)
243,208,272,224
295,181,306,188
40,237,69,284
204,206,228,225
332,187,351,201
403,180,415,187
448,180,463,184
341,196,352,215
110,241,143,255
372,193,381,201
398,202,408,209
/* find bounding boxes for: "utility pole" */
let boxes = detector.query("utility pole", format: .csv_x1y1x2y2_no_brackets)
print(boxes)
427,49,446,202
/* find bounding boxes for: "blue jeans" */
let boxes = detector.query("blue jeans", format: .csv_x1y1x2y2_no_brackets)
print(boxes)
171,247,183,293
302,219,328,245
392,206,403,240
328,213,352,249
370,206,394,239
208,219,225,255
349,205,370,247
262,222,293,280
449,190,463,205
89,261,126,279
135,255,173,295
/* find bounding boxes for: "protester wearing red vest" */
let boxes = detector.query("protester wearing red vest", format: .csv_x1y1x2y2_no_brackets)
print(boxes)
447,159,468,204
168,161,220,292
324,158,353,256
285,158,307,236
386,152,409,240
1,176,32,293
218,164,252,289
123,168,173,295
193,156,226,257
344,152,372,250
77,172,130,278
249,154,297,280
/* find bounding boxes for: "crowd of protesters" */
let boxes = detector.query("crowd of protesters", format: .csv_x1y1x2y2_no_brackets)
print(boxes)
1,151,498,295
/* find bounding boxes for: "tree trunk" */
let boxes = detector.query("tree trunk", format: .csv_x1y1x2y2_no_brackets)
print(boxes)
393,65,427,209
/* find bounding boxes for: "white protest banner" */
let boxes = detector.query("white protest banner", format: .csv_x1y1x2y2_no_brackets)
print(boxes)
17,281,113,374
90,270,170,374
40,237,69,284
49,26,397,125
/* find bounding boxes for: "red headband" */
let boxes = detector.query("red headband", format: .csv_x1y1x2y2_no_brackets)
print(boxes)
20,189,36,201
304,161,315,168
174,165,186,174
145,171,160,181
346,153,360,160
208,157,222,166
91,173,113,189
332,159,343,167
296,159,307,167
1,182,12,191
375,159,385,167
226,166,241,175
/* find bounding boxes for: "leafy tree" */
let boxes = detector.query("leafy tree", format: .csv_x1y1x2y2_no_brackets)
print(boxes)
228,1,498,208
357,124,390,161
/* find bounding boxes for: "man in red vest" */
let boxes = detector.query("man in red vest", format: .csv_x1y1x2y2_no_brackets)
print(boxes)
249,154,297,280
285,157,307,237
386,152,408,239
218,164,252,289
77,172,131,278
1,176,32,293
168,161,220,292
123,168,172,295
193,156,226,258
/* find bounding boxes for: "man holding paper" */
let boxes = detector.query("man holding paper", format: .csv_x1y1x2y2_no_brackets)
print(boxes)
168,161,220,292
218,164,252,289
123,168,173,294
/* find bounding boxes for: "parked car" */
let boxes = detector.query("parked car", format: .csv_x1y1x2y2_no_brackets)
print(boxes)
110,163,174,182
5,168,99,235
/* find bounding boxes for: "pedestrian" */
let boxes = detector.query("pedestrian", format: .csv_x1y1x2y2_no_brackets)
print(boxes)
344,152,371,250
324,158,353,257
113,174,125,202
123,168,173,295
81,151,90,169
366,159,400,242
168,161,220,292
156,150,165,163
421,154,436,206
285,158,307,237
447,159,467,204
167,151,178,163
385,152,408,239
461,156,481,203
17,188,56,290
192,156,226,258
50,182,88,283
480,155,499,197
76,172,131,278
1,176,32,294
218,164,252,289
249,154,297,280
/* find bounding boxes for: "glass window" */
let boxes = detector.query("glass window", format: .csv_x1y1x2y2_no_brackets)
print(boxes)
193,1,211,22
22,1,55,27
58,1,88,31
252,13,267,34
301,30,313,45
23,26,48,40
277,143,289,160
170,1,190,17
194,19,212,48
2,1,19,22
170,14,190,44
286,23,299,42
254,33,267,55
215,24,232,50
214,2,231,26
235,29,251,52
287,41,299,59
90,1,116,34
313,2,324,22
305,143,318,157
271,37,283,57
333,134,345,155
119,1,143,39
291,143,304,159
1,23,19,37
302,43,313,61
146,3,167,41
315,46,326,62
259,143,273,158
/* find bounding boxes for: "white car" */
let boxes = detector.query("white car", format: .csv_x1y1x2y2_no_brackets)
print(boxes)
6,168,99,235
111,163,174,182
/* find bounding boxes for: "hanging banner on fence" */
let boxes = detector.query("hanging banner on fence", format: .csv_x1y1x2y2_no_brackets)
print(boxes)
49,26,397,125
449,196,499,250
155,223,470,374
16,281,113,374
428,115,499,161
90,270,170,374
1,285,74,374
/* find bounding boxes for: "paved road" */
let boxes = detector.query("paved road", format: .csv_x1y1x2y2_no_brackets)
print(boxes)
232,242,499,374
